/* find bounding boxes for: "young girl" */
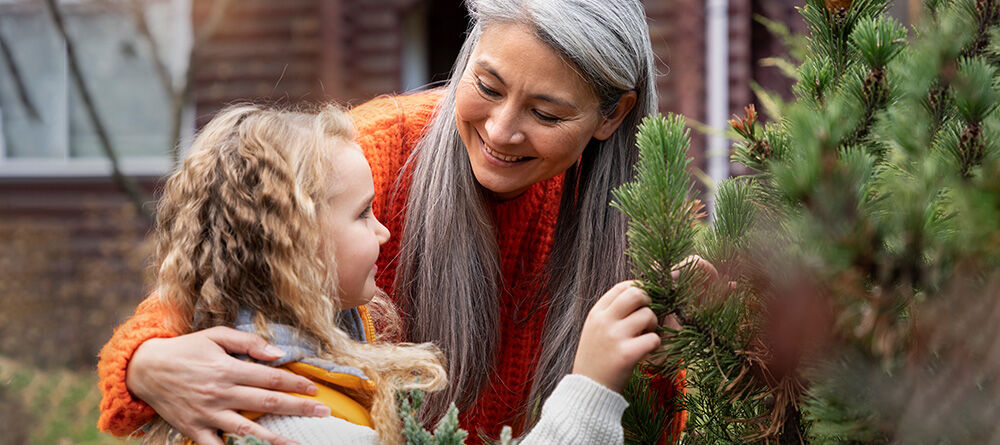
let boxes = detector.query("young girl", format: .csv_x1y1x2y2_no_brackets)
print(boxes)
138,104,662,444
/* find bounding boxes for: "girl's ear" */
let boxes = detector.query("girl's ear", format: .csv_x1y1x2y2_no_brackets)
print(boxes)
592,91,638,141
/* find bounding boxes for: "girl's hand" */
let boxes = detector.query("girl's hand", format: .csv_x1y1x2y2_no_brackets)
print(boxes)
126,327,329,445
572,281,660,393
671,254,735,306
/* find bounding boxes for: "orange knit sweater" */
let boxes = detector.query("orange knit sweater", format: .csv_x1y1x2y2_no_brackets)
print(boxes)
97,91,683,442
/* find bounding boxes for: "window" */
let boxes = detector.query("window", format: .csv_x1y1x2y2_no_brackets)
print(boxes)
0,0,192,177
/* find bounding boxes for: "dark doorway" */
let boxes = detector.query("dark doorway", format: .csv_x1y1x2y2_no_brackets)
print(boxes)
426,0,469,85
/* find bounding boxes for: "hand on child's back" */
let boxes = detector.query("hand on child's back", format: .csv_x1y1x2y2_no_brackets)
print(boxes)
572,281,660,393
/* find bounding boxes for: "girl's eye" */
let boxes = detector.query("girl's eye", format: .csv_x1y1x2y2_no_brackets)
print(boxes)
475,78,501,98
359,206,372,219
533,110,562,123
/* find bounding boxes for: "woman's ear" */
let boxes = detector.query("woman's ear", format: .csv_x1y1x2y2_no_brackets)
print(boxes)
592,90,638,141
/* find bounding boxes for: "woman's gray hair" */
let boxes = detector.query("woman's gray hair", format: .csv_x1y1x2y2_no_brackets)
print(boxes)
393,0,657,424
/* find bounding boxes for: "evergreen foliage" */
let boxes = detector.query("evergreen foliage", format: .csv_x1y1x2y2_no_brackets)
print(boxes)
616,0,1000,443
395,388,520,445
397,389,472,445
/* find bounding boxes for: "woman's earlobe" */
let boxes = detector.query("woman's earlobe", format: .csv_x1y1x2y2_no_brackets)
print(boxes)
593,91,638,141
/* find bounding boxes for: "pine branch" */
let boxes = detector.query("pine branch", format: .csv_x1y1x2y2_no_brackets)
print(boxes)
612,114,700,316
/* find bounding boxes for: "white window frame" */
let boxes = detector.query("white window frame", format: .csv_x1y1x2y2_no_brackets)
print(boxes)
0,0,192,178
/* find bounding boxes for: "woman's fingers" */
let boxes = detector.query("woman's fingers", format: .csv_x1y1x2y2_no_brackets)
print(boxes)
189,429,225,445
229,360,318,396
202,326,287,361
214,411,301,445
227,385,330,418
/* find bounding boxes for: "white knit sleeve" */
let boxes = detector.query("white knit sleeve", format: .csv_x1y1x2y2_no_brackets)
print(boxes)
518,374,629,445
256,414,378,444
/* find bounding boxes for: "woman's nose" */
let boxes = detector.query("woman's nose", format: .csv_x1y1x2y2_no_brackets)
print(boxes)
484,104,525,146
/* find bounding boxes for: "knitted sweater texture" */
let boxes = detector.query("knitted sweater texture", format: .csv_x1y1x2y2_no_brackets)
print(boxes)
96,90,681,442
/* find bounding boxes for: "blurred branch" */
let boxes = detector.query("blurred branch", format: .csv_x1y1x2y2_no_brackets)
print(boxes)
44,0,154,224
129,0,233,167
128,0,173,98
0,21,41,121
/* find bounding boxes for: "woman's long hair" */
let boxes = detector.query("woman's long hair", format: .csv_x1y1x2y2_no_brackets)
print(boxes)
144,104,445,444
394,0,657,423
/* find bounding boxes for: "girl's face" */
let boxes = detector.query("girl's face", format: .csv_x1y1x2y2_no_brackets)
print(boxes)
318,144,390,308
455,22,635,199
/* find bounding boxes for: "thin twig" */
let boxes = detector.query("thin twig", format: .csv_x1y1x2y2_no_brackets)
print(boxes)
127,0,233,167
172,0,234,166
0,21,41,121
44,0,154,224
128,0,173,95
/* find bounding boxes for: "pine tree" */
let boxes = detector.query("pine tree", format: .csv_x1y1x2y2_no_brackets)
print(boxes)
616,0,1000,443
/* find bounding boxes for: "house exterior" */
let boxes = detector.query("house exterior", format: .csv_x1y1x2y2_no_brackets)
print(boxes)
0,0,918,367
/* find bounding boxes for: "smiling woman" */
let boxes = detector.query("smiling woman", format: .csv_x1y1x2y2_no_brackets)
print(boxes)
95,0,686,444
395,0,661,426
454,22,637,199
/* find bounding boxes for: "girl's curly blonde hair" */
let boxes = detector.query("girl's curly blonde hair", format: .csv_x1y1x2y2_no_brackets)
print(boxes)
144,104,445,444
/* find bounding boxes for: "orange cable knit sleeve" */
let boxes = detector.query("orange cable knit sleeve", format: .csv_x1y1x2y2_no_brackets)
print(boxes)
96,295,177,435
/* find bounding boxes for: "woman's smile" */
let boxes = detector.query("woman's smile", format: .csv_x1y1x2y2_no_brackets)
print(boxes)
478,132,533,165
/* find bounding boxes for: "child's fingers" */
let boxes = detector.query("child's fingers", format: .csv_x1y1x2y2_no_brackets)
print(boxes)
670,255,721,283
593,280,638,312
214,411,301,445
660,313,681,331
620,306,659,337
625,332,662,361
608,285,652,319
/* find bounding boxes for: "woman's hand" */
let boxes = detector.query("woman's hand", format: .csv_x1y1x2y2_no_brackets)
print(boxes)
127,327,330,445
573,281,661,393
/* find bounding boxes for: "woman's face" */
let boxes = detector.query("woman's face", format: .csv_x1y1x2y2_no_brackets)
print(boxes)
318,144,391,308
455,22,634,199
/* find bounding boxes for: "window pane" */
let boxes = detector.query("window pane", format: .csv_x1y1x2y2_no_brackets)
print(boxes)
67,5,174,159
0,11,68,158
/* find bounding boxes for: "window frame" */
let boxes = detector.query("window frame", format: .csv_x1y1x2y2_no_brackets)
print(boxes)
0,0,192,178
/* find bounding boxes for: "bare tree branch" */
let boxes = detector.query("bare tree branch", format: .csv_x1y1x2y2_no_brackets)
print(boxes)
171,0,233,167
44,0,154,224
0,20,41,121
128,0,173,96
128,0,233,167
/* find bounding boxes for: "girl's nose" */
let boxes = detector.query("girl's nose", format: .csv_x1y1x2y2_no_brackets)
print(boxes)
374,216,390,244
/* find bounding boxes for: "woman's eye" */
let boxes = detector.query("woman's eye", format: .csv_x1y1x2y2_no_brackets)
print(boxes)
475,78,501,98
533,110,562,123
359,207,372,219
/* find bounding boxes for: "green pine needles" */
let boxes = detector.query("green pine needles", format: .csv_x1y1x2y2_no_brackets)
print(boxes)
615,0,1000,443
612,114,701,317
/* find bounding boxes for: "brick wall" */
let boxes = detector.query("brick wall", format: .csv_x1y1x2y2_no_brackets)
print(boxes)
191,0,325,126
